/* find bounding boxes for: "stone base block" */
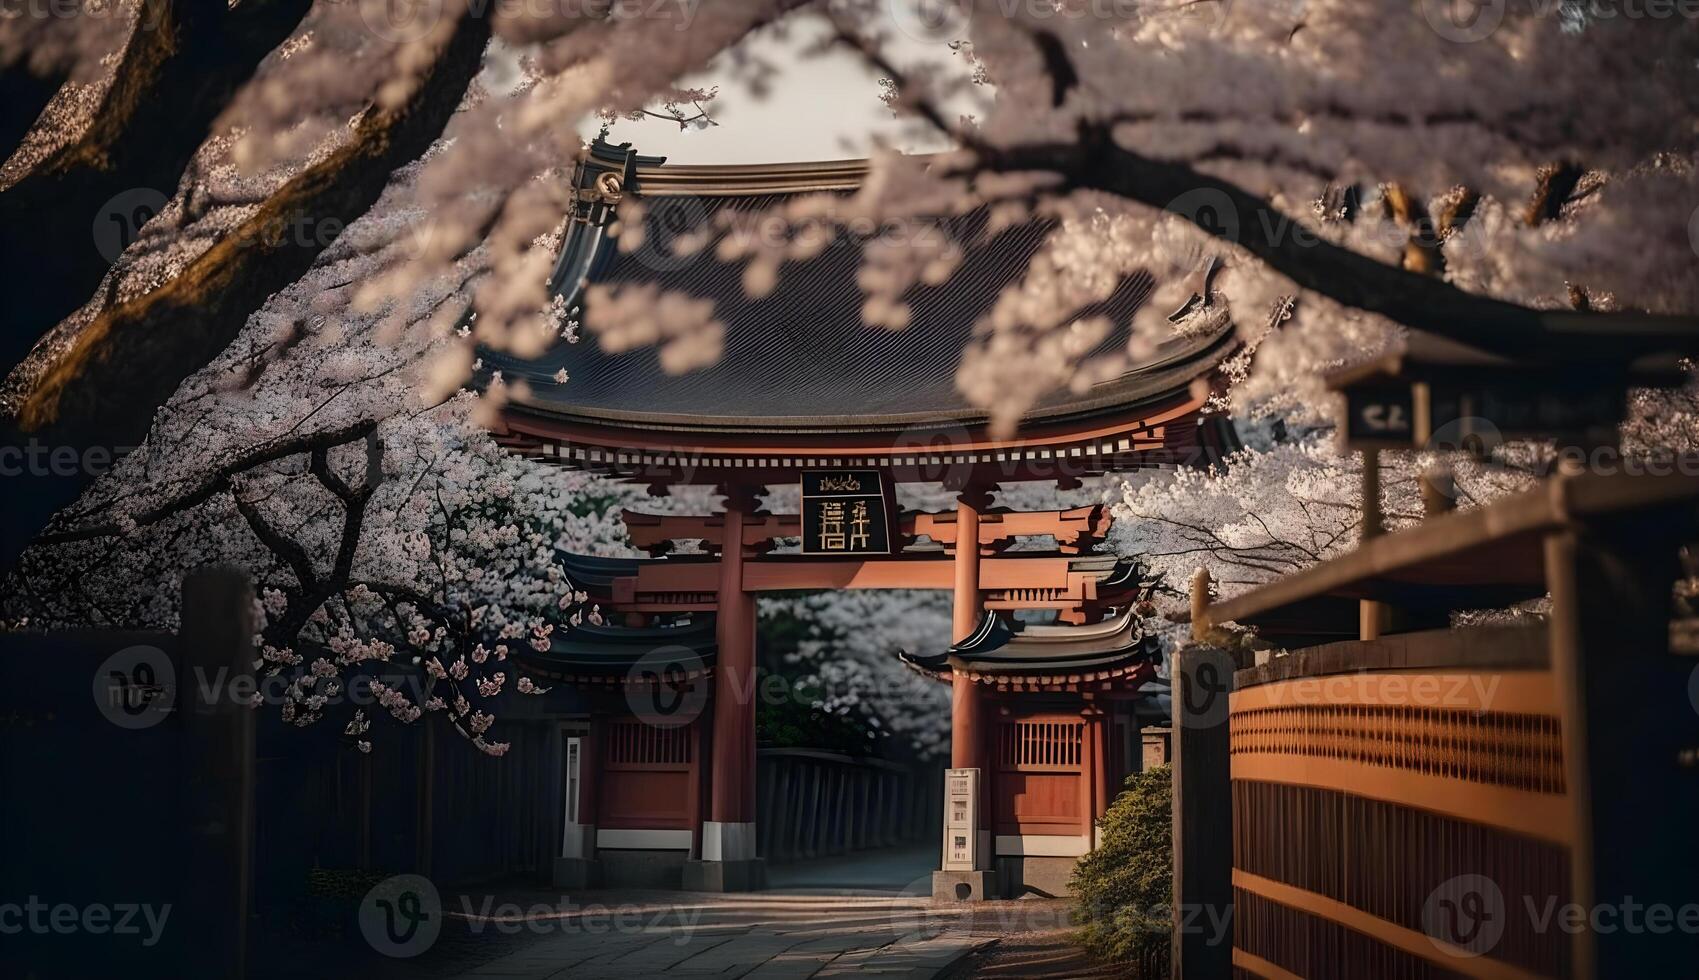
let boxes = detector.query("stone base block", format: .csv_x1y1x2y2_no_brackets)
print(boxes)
552,857,601,889
682,857,767,892
601,849,687,889
931,870,995,902
994,856,1075,899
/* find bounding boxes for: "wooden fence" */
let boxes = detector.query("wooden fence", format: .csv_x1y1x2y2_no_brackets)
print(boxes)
1174,471,1699,979
756,747,942,862
0,567,575,978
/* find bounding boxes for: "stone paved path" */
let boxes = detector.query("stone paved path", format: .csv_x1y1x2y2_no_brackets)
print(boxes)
445,891,990,979
264,846,1112,979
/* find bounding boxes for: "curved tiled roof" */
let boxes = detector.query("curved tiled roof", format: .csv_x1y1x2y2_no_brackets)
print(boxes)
901,608,1160,679
514,614,716,683
485,140,1234,435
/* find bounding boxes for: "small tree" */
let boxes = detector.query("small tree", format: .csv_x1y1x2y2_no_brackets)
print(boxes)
1071,764,1173,968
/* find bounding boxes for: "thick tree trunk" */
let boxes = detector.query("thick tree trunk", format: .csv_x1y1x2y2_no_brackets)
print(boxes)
0,0,312,370
0,7,492,570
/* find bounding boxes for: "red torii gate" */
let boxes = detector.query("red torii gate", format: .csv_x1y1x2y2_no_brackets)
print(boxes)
485,139,1237,897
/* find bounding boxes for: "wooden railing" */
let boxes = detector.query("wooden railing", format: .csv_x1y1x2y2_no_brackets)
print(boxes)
1224,628,1572,979
1174,471,1699,979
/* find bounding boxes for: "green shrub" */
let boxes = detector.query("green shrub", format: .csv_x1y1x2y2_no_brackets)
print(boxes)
1070,764,1173,966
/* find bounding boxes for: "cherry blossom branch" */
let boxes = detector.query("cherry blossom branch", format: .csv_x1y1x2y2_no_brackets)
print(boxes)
35,418,380,544
970,134,1696,361
233,487,322,598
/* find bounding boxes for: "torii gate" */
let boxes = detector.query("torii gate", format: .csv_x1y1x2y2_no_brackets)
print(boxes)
486,139,1238,897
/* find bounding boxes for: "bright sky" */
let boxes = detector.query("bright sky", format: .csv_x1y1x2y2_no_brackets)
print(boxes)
583,11,987,164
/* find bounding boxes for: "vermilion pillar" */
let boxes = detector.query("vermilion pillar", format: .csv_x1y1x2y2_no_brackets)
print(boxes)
694,484,762,890
950,490,984,770
949,488,992,880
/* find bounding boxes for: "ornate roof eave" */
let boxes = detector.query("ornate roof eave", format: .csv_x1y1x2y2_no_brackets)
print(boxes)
538,141,875,317
513,613,717,683
554,550,1146,604
898,608,1160,686
897,653,1159,692
479,137,1238,474
497,324,1233,438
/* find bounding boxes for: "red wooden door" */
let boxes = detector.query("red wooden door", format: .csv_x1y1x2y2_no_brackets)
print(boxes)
597,719,697,830
993,715,1086,836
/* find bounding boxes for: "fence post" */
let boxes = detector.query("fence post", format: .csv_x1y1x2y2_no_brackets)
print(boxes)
1545,512,1699,975
177,565,256,980
1171,645,1236,980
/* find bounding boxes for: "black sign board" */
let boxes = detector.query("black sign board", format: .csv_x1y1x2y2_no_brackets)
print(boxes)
1342,376,1628,452
800,470,892,556
1343,383,1418,449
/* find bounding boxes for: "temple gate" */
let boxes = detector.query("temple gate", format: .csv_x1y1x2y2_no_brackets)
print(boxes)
485,140,1240,897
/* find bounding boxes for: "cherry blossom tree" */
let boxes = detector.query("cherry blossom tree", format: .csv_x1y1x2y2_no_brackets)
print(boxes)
5,0,1698,749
